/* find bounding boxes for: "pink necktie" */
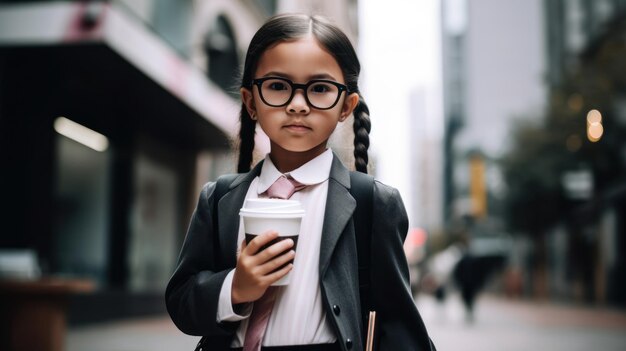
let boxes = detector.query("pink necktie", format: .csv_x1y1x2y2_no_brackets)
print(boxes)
243,286,278,351
265,175,306,199
243,175,306,351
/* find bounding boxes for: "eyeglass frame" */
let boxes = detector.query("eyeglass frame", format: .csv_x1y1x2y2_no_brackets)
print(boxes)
249,76,350,110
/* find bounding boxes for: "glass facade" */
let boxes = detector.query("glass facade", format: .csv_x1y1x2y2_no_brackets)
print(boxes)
53,133,111,286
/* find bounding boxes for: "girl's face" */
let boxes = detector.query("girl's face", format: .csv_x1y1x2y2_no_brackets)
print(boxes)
241,36,359,165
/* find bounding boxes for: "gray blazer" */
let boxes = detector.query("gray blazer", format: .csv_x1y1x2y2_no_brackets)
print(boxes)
166,155,435,351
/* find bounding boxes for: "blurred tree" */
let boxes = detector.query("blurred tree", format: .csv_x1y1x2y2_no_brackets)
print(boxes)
500,118,565,237
501,14,626,238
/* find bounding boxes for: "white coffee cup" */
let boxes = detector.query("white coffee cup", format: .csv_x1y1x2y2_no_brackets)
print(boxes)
240,198,305,285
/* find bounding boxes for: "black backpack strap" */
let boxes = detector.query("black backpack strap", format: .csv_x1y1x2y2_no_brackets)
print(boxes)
211,174,239,269
349,171,375,327
196,174,238,351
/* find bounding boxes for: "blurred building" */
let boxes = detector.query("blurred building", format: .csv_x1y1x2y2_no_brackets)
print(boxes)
544,0,626,88
409,86,444,240
442,0,626,305
0,0,249,325
0,0,359,325
440,0,544,284
0,0,265,323
441,0,545,223
542,0,626,306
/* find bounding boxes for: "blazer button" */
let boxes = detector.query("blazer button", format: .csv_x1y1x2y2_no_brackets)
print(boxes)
345,338,353,349
333,304,341,315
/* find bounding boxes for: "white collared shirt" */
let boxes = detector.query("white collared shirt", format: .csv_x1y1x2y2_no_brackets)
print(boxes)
217,149,337,347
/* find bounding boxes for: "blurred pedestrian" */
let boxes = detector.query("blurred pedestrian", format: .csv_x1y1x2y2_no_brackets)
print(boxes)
165,14,435,351
453,251,506,323
452,253,480,323
422,244,462,302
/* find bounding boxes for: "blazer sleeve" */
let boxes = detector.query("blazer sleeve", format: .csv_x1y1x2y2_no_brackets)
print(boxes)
371,182,436,351
165,182,239,339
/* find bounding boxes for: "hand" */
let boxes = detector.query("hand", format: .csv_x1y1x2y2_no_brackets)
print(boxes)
231,230,295,304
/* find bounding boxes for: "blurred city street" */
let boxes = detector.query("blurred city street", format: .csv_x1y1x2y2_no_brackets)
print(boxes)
2,0,626,350
67,293,626,351
417,293,626,351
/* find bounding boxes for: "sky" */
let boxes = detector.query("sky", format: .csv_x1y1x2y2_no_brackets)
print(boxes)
359,0,443,223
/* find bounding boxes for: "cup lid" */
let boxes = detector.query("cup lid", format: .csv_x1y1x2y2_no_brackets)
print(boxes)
241,198,303,212
239,209,305,218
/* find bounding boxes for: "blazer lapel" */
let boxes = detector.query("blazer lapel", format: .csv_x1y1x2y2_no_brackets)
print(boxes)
319,155,356,276
217,162,263,267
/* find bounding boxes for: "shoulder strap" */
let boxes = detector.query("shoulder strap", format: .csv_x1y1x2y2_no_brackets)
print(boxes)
196,173,239,351
349,171,375,325
211,174,239,268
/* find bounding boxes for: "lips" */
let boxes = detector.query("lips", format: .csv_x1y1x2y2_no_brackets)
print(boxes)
283,124,311,132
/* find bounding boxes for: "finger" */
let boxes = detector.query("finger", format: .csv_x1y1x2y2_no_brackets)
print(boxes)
245,230,279,255
256,238,294,264
263,263,293,285
258,250,296,276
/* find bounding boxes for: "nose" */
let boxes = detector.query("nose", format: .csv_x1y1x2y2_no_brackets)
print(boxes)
287,89,310,114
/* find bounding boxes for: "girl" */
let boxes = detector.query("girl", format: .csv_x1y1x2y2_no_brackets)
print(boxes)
166,14,435,351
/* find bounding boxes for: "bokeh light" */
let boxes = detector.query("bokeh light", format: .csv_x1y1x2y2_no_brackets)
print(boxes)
586,109,603,142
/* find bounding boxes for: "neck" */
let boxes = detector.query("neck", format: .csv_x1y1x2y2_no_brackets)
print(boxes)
269,143,328,173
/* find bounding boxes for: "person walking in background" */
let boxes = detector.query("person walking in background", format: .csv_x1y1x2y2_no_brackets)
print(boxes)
165,14,435,351
452,252,480,323
452,246,506,324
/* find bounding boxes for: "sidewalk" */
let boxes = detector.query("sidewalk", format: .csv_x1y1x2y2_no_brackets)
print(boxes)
416,293,626,351
67,317,198,351
67,294,626,351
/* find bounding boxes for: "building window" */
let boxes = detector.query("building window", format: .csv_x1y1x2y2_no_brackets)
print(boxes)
53,131,111,286
255,0,277,15
204,15,239,97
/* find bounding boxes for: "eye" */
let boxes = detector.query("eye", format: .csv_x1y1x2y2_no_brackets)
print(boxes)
310,82,333,94
267,81,288,91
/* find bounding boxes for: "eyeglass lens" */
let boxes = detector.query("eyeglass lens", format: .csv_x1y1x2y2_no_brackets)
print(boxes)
259,78,340,109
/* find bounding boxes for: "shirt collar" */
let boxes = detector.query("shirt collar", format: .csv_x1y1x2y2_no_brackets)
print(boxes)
257,149,333,194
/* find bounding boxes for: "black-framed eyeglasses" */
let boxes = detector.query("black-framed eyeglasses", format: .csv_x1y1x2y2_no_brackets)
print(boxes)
250,77,349,110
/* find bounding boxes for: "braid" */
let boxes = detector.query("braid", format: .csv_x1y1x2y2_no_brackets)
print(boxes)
352,94,371,173
237,106,256,173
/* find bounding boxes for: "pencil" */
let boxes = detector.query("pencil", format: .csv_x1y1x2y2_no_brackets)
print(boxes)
366,311,376,351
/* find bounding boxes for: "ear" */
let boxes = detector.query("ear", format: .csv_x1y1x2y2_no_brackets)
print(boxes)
339,92,360,122
240,87,257,119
